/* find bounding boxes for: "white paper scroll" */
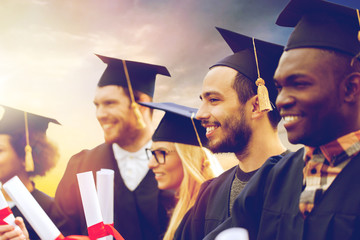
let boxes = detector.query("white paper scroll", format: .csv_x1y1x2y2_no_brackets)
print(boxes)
215,227,249,240
0,183,20,231
77,171,108,240
3,176,61,240
96,169,114,240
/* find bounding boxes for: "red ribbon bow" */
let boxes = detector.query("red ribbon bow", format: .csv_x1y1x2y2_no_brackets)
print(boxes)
88,222,124,240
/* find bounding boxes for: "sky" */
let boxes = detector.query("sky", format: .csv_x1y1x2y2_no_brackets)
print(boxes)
0,0,358,196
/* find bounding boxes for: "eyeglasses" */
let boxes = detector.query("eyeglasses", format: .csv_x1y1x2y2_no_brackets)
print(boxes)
145,148,176,165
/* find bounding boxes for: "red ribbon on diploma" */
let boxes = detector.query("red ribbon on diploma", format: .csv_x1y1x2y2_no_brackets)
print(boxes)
88,222,124,240
55,234,90,240
0,207,12,225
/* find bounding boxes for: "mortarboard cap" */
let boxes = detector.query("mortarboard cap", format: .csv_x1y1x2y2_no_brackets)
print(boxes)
139,102,207,146
96,54,171,98
0,105,60,172
276,0,360,59
0,105,60,135
213,27,284,111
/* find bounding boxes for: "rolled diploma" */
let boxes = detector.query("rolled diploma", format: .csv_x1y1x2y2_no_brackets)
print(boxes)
3,176,61,239
0,184,20,231
77,171,107,240
96,169,114,240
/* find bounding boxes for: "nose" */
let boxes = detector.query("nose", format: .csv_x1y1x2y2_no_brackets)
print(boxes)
196,102,210,121
275,89,295,111
148,155,159,169
96,105,108,121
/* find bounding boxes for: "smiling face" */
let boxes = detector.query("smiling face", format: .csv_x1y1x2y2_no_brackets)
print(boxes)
147,141,183,190
196,66,252,154
0,134,25,183
94,85,139,146
274,48,348,146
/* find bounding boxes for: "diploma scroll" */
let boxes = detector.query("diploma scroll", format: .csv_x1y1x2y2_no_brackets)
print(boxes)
3,176,62,240
0,184,20,231
96,169,114,240
77,171,108,240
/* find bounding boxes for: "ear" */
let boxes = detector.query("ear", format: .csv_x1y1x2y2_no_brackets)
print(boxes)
137,93,153,114
343,72,360,103
249,95,267,120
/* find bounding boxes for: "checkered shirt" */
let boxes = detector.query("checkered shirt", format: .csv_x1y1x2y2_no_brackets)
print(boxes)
299,130,360,218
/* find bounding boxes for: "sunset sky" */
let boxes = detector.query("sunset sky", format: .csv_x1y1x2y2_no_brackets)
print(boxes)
0,0,357,196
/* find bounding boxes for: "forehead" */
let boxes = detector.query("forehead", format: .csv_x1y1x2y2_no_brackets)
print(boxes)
274,48,333,81
202,66,238,94
0,134,11,145
152,141,175,149
94,85,128,101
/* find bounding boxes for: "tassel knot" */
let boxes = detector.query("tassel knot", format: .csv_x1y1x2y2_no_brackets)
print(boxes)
256,77,272,112
131,102,146,129
25,145,34,172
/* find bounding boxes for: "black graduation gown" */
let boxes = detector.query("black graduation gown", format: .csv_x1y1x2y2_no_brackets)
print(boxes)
11,188,62,240
53,143,174,240
174,155,285,240
205,148,360,240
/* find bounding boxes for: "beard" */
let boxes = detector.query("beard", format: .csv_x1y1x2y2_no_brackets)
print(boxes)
206,109,251,155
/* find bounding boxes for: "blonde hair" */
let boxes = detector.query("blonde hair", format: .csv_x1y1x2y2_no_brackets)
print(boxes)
162,143,223,240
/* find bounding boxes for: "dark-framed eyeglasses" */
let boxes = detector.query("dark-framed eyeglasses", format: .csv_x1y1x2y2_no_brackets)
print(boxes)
145,148,176,165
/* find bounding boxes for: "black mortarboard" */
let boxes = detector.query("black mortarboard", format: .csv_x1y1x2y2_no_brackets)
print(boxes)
212,27,284,111
139,102,207,146
96,54,171,98
0,105,60,171
0,105,60,135
276,0,360,58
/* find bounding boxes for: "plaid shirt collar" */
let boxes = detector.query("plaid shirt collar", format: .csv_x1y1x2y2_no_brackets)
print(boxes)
304,130,360,167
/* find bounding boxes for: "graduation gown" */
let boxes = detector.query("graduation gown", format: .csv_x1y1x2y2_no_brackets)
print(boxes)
205,148,360,240
174,155,284,240
54,143,174,240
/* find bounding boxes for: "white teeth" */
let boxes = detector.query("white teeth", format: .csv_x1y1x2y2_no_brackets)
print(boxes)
206,126,217,134
102,124,113,130
283,116,299,123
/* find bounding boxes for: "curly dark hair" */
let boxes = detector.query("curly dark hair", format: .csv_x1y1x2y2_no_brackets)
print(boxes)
9,131,59,177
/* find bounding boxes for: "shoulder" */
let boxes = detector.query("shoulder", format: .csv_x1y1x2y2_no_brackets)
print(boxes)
31,188,54,211
205,166,237,187
68,143,112,166
195,166,237,202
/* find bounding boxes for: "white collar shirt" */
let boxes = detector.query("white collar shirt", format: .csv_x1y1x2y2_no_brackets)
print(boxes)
112,141,151,191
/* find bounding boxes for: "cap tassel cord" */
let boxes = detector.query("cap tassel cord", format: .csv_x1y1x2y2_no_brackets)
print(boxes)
191,113,209,169
24,112,34,172
122,60,146,129
357,9,360,42
351,9,360,67
252,38,272,112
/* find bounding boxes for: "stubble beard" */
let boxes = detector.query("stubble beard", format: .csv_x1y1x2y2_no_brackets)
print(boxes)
207,109,251,155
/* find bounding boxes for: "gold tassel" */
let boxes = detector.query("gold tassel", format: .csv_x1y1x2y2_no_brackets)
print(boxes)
122,60,146,129
24,112,34,172
252,38,272,112
131,102,146,129
256,78,272,112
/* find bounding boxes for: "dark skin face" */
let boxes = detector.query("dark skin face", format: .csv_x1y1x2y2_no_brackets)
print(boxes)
274,48,353,147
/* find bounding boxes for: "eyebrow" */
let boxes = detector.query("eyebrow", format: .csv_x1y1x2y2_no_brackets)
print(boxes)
274,73,307,83
200,91,222,98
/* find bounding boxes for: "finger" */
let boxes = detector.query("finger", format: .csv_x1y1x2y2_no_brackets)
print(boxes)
0,228,25,240
0,225,15,235
13,218,28,240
